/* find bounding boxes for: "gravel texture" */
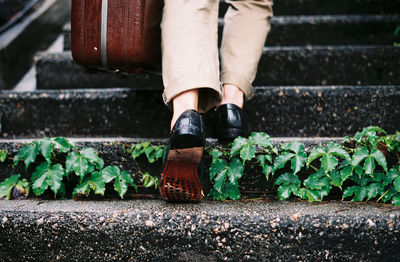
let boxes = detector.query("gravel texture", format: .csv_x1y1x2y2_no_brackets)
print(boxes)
0,200,399,261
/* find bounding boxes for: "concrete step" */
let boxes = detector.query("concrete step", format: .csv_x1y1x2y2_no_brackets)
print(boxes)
1,86,399,138
254,45,400,86
0,200,399,261
0,0,70,89
62,15,400,50
219,0,400,16
36,46,400,89
0,137,341,195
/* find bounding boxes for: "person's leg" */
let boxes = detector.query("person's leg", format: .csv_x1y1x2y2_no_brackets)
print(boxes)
220,0,273,107
161,0,222,131
160,0,221,202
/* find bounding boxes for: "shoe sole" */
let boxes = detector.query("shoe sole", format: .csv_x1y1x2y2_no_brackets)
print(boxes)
159,147,204,202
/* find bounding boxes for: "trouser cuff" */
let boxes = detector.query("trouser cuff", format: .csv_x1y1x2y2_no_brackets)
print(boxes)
221,71,254,101
162,73,223,113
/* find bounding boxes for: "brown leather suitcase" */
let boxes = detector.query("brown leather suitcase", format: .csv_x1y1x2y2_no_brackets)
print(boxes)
71,0,162,74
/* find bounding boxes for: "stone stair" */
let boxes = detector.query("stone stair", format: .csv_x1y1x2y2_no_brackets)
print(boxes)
0,0,400,260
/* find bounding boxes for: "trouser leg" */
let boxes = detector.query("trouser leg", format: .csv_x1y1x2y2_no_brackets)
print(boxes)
161,0,222,113
221,0,273,101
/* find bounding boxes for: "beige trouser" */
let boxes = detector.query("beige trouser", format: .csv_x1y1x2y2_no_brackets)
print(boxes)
161,0,273,113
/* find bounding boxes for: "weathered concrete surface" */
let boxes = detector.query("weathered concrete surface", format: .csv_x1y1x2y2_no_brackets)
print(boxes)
63,15,400,50
0,137,343,195
36,46,400,89
0,0,70,89
254,45,400,86
0,86,399,138
0,200,399,261
219,0,400,16
36,52,163,89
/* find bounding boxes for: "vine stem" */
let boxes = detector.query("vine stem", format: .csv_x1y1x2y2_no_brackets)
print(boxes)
133,158,145,177
308,164,318,172
376,189,389,203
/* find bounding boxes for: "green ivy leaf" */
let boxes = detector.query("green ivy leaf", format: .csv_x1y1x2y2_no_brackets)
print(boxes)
355,165,364,178
321,154,338,173
240,143,255,163
263,165,273,181
391,193,400,206
90,171,106,195
65,152,92,182
131,144,145,160
329,167,352,189
384,168,399,186
304,172,330,190
45,164,66,197
39,137,52,162
52,137,73,153
32,164,65,197
370,148,387,172
291,151,307,175
14,144,39,170
230,137,248,157
363,156,375,175
0,174,20,200
394,177,400,192
214,169,228,193
383,187,398,203
327,142,351,162
209,149,223,162
354,187,367,202
367,183,383,200
273,152,295,173
343,186,356,200
141,172,159,189
307,146,326,164
223,181,241,200
209,159,228,181
72,180,90,198
351,147,369,167
249,132,272,148
227,158,244,185
31,162,51,182
0,149,8,162
81,148,104,170
277,184,292,200
275,172,301,186
257,154,272,167
340,166,353,182
101,166,136,198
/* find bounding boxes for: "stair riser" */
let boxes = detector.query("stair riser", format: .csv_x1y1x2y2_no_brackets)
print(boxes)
0,200,399,261
1,86,399,138
36,47,400,89
219,0,400,16
63,15,400,50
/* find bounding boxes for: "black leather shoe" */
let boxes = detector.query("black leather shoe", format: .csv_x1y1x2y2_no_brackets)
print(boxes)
215,103,250,141
169,109,205,149
159,109,205,202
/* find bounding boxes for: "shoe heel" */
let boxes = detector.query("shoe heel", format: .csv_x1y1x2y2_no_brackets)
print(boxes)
167,147,203,163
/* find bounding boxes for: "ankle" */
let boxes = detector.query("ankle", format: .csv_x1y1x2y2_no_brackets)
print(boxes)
171,89,199,131
219,84,244,108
